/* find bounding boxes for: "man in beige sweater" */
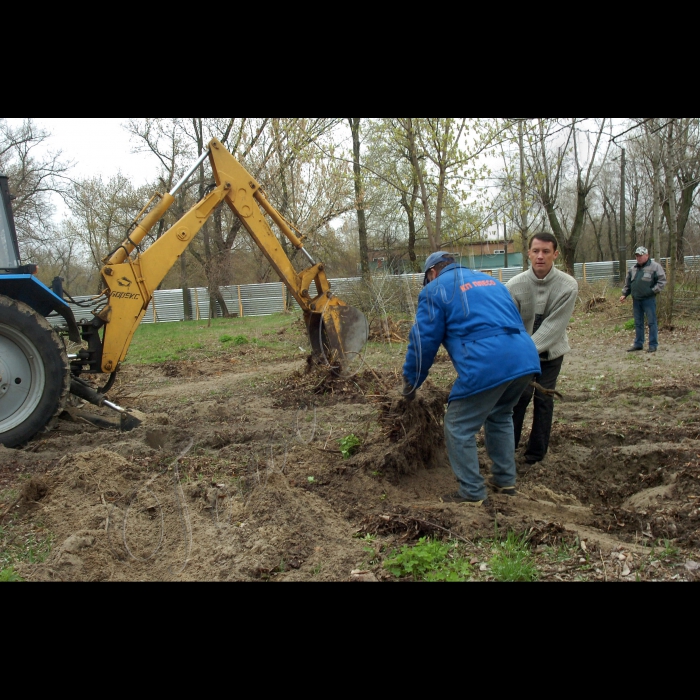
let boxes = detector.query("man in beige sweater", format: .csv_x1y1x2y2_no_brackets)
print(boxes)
506,233,579,468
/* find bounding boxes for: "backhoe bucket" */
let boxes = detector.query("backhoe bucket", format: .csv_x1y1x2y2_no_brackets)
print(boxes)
306,303,368,377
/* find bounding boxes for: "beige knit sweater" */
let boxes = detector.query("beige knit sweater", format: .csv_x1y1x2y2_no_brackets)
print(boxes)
506,266,579,360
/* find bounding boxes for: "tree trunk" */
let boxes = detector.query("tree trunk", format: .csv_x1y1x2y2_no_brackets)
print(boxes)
519,120,529,271
676,178,698,262
629,185,640,252
652,148,661,262
348,118,370,276
603,197,617,262
543,186,586,276
564,186,588,275
180,252,191,321
405,120,439,250
619,148,627,285
663,123,678,324
400,175,420,272
589,213,604,261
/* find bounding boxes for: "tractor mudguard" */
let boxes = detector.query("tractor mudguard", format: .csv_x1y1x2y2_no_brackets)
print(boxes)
0,275,80,343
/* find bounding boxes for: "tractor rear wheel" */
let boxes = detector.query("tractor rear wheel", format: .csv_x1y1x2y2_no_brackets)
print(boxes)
0,295,70,448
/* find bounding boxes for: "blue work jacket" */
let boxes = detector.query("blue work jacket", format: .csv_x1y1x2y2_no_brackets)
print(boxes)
403,264,541,402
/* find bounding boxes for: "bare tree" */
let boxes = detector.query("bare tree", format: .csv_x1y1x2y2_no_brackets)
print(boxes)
127,118,352,312
127,118,271,315
65,174,149,293
526,118,611,274
659,118,700,261
0,119,71,256
362,119,425,271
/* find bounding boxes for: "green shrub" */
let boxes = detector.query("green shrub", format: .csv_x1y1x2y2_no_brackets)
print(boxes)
221,334,250,345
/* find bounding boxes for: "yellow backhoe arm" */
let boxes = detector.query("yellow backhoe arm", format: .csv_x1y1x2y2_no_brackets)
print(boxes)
97,138,367,374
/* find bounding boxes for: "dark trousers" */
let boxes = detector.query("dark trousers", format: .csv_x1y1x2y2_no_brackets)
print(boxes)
512,355,564,463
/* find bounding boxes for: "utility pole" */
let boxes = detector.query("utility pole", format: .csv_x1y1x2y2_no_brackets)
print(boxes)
619,147,627,284
503,216,509,268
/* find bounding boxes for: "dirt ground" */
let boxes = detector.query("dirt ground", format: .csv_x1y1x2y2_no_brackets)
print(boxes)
2,298,700,582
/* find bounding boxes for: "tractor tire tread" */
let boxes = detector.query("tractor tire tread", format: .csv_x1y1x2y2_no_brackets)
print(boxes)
0,295,70,448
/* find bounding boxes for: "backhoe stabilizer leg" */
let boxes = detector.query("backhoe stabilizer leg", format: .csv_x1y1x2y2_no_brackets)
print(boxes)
70,378,146,431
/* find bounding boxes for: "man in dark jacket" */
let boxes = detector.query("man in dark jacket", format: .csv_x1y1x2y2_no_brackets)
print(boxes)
402,252,541,505
619,246,667,353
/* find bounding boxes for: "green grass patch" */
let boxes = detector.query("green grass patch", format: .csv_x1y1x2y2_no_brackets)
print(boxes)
489,530,538,582
383,537,473,582
123,313,306,364
0,523,55,575
0,567,23,582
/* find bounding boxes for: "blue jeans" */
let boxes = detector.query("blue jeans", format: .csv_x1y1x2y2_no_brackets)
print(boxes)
444,374,534,501
632,296,658,349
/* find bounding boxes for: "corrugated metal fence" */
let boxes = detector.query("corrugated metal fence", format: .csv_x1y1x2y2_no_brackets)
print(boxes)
47,255,700,327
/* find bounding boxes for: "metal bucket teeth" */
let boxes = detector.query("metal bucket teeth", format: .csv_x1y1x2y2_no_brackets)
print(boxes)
306,304,368,376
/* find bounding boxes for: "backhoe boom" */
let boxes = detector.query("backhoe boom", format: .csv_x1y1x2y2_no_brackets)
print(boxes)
98,138,367,374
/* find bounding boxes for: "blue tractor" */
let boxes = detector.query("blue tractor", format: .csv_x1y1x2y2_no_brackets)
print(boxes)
2,139,369,447
0,174,92,447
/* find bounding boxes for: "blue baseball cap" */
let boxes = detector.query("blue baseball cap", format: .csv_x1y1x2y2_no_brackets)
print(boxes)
423,251,453,286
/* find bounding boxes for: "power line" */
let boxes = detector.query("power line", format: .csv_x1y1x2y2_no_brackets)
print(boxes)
611,119,653,144
610,118,676,145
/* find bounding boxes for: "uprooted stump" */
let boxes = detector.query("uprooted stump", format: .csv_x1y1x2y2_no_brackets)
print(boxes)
367,317,411,343
522,521,571,548
350,386,450,477
583,297,608,312
356,507,457,543
272,364,393,409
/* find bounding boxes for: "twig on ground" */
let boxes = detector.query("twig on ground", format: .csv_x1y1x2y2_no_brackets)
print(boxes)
410,518,475,548
0,496,22,523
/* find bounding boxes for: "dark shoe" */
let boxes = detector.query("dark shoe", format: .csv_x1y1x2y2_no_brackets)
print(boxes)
488,480,517,496
627,346,643,352
516,458,539,475
441,492,487,506
647,347,657,353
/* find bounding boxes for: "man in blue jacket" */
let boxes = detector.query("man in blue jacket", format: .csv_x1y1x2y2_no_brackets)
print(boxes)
403,252,541,505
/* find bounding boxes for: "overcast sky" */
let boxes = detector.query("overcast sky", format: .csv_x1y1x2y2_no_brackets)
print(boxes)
14,118,157,183
6,118,160,221
8,117,625,227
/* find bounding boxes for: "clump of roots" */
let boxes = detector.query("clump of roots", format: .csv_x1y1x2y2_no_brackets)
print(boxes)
351,386,450,477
